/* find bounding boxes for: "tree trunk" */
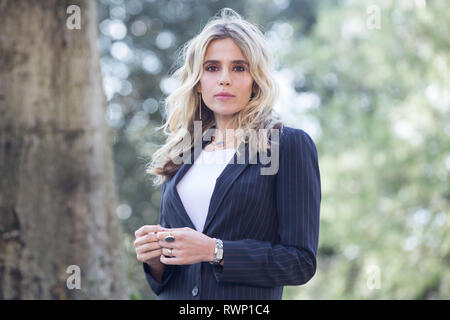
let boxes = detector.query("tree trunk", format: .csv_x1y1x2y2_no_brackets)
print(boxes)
0,0,128,299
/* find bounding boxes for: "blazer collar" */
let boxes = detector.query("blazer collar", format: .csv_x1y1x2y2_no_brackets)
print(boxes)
166,125,253,233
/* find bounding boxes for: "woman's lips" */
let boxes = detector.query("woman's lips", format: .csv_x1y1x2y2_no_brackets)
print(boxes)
215,95,234,100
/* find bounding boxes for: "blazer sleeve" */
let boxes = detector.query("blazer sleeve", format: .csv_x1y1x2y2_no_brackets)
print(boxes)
212,128,321,287
142,181,177,295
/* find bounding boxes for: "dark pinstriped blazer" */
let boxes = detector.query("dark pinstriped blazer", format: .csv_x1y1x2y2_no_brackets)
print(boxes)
142,125,321,300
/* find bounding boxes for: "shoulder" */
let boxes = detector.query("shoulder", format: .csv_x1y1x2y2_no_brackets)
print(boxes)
277,126,317,154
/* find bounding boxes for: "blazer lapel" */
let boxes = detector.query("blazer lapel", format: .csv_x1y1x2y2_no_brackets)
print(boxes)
165,137,208,230
201,142,251,233
165,128,252,234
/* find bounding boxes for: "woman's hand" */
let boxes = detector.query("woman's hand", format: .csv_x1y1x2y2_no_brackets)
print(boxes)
134,224,166,266
156,227,216,265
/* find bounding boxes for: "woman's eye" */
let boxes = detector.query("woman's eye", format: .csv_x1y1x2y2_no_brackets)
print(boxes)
205,65,246,72
234,66,246,72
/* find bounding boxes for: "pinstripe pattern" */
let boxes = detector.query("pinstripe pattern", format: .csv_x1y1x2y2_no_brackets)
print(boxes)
142,125,321,300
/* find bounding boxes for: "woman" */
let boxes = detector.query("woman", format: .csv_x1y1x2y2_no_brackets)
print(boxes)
134,8,321,300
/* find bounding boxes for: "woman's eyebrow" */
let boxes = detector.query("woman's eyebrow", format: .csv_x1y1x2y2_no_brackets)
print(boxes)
203,59,249,66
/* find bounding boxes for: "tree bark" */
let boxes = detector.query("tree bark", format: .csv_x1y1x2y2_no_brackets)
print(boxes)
0,0,128,299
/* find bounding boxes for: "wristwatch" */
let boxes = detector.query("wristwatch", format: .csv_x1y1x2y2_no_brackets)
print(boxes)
209,238,223,265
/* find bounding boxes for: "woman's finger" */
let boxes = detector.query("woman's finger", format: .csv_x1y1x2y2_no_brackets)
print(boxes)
156,231,183,242
137,248,162,262
136,242,160,254
134,233,158,247
135,224,161,237
162,247,176,257
160,254,181,265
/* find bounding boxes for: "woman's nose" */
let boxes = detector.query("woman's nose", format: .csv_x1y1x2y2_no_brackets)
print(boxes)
219,70,231,85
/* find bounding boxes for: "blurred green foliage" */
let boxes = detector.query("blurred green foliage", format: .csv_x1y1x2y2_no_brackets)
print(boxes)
97,0,449,299
279,0,449,299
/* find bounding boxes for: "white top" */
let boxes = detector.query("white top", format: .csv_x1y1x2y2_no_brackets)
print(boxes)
176,147,237,232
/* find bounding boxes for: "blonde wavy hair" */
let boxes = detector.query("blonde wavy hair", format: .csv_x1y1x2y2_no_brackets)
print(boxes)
146,8,284,186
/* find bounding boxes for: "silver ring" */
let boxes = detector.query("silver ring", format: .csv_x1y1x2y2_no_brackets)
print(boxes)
167,248,172,256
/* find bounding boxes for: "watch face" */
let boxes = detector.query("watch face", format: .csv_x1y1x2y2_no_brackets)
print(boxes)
217,248,223,260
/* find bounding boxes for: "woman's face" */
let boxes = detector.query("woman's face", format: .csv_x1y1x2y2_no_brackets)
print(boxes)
198,38,254,122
